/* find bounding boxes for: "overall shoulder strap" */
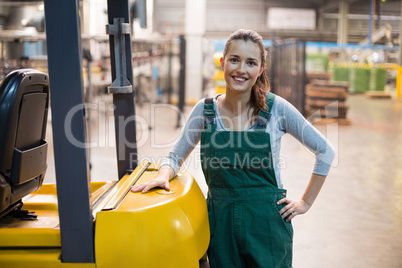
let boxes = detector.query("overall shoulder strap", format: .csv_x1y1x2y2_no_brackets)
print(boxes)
203,98,216,130
255,92,276,132
265,92,276,114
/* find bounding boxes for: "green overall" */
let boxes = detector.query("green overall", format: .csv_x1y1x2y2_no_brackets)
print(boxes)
201,93,293,268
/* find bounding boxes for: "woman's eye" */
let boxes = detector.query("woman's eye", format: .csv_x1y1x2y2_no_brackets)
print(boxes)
230,58,239,63
248,61,257,66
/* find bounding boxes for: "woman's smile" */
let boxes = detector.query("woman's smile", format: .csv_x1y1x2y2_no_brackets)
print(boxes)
232,75,248,83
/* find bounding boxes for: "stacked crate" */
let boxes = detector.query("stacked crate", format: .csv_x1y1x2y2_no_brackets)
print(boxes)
305,54,332,85
352,67,370,93
332,65,349,83
306,72,332,83
306,54,329,73
332,65,368,93
366,67,390,98
369,67,387,91
305,80,351,125
332,63,388,94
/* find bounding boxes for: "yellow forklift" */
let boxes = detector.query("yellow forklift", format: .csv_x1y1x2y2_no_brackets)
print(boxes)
0,1,209,267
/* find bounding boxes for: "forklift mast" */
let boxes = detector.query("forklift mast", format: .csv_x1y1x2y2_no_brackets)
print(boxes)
44,0,138,263
44,0,94,262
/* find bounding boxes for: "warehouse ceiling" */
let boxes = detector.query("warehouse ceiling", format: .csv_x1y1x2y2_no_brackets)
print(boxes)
264,0,360,11
202,0,401,42
266,0,402,12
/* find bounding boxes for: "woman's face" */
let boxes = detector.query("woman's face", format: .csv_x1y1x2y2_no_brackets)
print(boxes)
221,40,264,94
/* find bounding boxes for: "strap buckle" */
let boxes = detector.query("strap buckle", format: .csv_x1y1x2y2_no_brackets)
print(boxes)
203,110,216,129
256,114,270,130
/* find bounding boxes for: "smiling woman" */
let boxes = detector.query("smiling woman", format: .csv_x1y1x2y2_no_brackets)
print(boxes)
132,29,335,268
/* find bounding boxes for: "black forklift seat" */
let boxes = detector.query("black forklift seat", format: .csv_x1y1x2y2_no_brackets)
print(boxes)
0,69,49,218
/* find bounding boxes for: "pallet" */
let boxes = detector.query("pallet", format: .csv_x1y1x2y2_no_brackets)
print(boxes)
305,80,350,124
306,107,349,119
365,91,392,99
305,98,348,108
308,79,349,89
306,72,332,82
306,89,348,99
312,118,351,126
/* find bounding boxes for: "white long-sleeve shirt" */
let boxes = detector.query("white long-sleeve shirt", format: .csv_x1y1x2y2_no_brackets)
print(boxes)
161,94,335,188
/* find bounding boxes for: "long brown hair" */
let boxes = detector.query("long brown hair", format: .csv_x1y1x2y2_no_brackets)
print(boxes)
223,29,270,117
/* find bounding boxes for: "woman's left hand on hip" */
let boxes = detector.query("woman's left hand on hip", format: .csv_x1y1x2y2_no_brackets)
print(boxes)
277,198,311,222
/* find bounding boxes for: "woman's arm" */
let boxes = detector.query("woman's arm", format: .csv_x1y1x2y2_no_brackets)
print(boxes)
277,173,326,221
275,97,334,220
277,96,335,176
131,100,205,193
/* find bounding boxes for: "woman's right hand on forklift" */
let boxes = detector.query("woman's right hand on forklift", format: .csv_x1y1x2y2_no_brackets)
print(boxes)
130,165,174,194
130,177,170,194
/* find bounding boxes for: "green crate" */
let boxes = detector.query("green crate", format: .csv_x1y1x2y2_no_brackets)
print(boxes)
369,68,387,91
348,68,356,93
347,68,369,93
306,54,329,72
333,67,349,82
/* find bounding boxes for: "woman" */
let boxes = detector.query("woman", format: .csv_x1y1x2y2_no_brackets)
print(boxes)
132,29,335,267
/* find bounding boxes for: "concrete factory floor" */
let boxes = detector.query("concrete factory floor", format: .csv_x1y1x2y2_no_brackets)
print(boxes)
44,94,402,268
